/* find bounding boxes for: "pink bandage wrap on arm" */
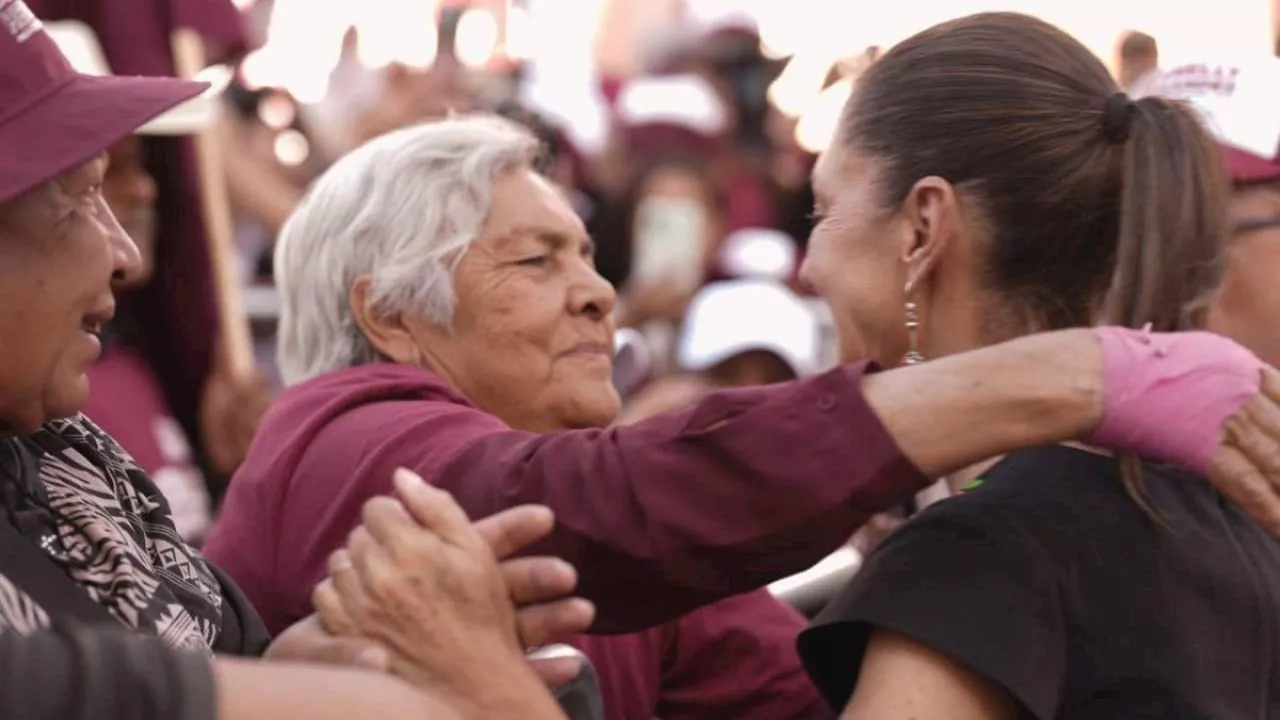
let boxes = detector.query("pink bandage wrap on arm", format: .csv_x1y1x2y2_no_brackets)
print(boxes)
1084,327,1263,476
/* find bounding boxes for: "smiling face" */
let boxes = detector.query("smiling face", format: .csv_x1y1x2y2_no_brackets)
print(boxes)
800,146,910,367
399,168,621,432
0,155,142,434
799,137,992,368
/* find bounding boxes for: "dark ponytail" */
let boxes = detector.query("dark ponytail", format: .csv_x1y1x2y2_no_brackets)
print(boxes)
1102,95,1229,331
842,12,1232,526
1102,95,1229,525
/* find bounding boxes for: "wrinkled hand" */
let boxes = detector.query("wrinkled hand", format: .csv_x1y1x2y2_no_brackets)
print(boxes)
1209,366,1280,535
313,469,594,699
200,368,272,475
264,613,392,671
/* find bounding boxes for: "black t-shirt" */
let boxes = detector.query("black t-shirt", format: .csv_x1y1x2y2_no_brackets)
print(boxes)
0,422,269,720
798,445,1280,719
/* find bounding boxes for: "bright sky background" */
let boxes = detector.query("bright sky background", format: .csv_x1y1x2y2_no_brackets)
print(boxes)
238,0,1274,153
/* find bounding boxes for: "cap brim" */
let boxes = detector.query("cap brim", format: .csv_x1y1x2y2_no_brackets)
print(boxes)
137,92,220,136
1222,144,1280,184
0,73,207,203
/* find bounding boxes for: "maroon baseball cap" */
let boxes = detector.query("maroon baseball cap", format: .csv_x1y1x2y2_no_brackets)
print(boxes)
0,0,207,203
1221,145,1280,185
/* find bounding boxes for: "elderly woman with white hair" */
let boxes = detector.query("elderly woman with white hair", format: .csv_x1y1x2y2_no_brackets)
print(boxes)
0,10,591,720
207,114,1280,718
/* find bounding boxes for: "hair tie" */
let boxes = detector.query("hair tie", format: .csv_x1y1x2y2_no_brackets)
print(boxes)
1101,92,1136,144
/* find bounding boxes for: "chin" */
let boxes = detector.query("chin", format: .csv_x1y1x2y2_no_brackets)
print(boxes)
561,389,623,430
42,375,90,424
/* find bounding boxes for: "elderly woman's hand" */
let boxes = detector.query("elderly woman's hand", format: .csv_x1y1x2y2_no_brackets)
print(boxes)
264,613,392,670
313,469,593,702
1210,367,1280,535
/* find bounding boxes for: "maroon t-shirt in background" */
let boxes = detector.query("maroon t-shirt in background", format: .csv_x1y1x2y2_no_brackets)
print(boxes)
82,346,212,543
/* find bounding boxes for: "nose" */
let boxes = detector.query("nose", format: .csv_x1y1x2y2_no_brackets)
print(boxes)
569,259,618,321
99,195,144,285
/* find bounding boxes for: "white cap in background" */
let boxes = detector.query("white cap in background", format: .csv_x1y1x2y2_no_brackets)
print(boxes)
717,228,798,281
43,20,230,136
677,278,820,377
614,73,727,136
1132,58,1280,183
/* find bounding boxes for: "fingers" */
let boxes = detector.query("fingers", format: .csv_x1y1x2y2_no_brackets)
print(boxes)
1243,390,1280,446
1212,438,1280,537
515,598,596,648
527,652,585,689
297,633,391,671
312,578,355,636
500,556,577,606
265,614,391,672
392,468,479,549
474,505,556,560
361,496,417,551
344,527,401,606
327,548,367,613
1229,404,1280,489
1263,366,1280,403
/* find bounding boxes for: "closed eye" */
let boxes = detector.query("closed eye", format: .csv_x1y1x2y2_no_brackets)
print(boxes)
516,255,551,267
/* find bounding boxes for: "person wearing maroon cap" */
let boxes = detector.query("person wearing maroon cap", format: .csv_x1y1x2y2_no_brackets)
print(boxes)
0,7,595,720
25,0,269,481
1135,58,1280,369
1212,151,1280,367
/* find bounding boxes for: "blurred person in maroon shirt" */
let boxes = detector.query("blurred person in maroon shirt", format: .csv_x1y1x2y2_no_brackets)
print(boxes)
41,22,271,543
88,135,219,542
26,0,270,484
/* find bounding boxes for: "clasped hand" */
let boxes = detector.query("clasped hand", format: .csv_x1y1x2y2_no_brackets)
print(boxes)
305,469,594,699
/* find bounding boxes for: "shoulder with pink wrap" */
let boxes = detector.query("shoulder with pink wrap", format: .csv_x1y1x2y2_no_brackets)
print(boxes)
1084,326,1264,475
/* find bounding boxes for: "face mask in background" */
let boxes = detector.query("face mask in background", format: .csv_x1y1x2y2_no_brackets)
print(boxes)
630,197,708,294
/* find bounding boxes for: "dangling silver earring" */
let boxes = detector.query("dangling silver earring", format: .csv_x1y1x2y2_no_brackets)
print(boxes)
903,286,925,365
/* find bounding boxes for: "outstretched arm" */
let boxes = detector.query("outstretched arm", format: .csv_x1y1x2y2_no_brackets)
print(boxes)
861,328,1102,477
841,630,1022,720
214,657,465,720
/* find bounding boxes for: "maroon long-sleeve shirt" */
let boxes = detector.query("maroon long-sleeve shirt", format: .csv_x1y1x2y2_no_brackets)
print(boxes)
204,361,924,717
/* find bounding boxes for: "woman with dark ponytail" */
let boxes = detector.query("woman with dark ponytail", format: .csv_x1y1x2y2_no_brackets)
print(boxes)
796,12,1277,719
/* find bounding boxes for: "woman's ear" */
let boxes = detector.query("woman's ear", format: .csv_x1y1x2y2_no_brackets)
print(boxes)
349,276,422,366
900,176,959,293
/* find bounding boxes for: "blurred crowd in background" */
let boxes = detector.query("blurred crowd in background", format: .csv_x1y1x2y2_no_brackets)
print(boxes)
28,0,1280,540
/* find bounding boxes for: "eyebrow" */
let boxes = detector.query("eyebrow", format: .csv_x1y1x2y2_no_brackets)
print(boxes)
60,154,108,196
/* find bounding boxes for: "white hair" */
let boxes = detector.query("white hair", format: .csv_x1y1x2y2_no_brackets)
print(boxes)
274,114,541,386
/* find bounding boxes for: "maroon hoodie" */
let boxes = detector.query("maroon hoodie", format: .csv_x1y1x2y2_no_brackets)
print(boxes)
205,362,923,717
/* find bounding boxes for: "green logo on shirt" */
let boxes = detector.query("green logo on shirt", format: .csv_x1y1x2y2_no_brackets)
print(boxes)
962,476,984,492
